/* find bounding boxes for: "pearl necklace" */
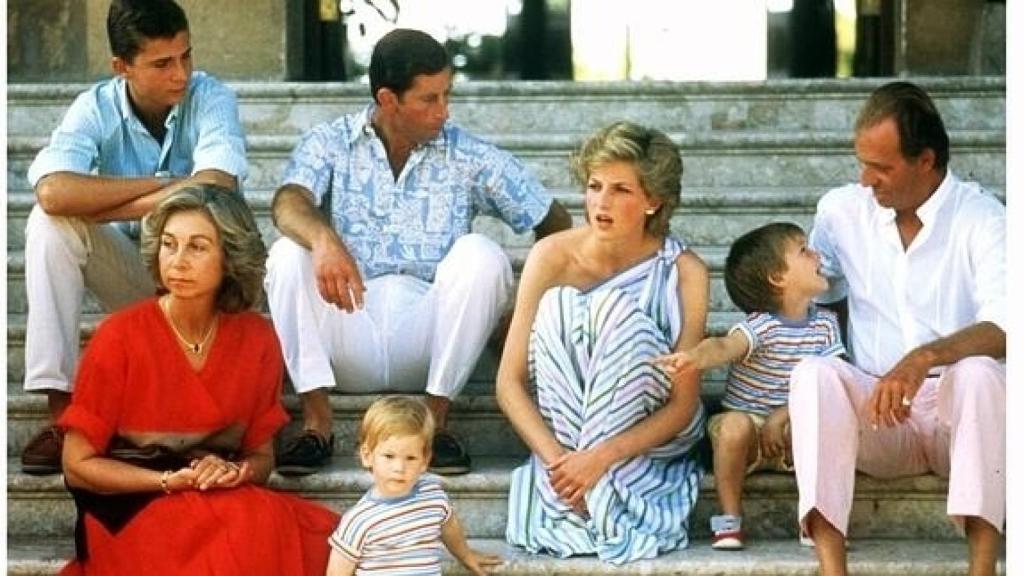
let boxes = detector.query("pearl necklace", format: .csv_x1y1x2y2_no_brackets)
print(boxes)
160,296,217,355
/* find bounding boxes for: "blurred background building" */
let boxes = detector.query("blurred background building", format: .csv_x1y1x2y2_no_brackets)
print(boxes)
6,0,1006,83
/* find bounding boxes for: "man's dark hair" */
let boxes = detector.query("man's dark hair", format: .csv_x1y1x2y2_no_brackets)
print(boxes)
724,222,806,314
369,28,450,103
107,0,189,63
855,81,949,171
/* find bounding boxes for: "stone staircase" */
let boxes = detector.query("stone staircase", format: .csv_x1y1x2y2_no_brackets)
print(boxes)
5,77,1006,574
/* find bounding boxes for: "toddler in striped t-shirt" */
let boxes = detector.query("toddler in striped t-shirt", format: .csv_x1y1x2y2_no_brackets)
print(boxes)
326,397,500,575
655,222,846,551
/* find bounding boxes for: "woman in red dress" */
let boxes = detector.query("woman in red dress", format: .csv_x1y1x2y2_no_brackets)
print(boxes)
58,185,339,575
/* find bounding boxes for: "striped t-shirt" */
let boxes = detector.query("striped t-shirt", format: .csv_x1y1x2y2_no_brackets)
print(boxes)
329,475,452,575
721,307,845,415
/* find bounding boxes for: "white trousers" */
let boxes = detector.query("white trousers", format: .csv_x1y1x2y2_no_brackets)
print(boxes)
23,206,155,393
264,233,513,398
789,355,1005,537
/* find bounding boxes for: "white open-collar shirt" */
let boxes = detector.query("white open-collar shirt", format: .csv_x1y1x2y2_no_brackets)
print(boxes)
809,170,1005,377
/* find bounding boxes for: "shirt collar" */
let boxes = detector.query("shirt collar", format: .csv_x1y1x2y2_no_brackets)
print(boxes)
116,76,184,129
869,169,954,231
352,103,451,152
914,169,954,229
351,104,376,144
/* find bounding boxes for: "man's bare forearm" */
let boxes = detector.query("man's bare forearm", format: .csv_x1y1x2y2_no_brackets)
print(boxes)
271,184,340,250
35,172,164,217
37,169,238,221
910,321,1005,368
87,169,238,222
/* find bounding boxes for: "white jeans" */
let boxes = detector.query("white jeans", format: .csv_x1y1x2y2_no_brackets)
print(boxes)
264,233,513,398
23,206,155,393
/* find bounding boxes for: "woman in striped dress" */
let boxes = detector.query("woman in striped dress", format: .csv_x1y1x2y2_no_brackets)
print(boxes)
497,122,708,564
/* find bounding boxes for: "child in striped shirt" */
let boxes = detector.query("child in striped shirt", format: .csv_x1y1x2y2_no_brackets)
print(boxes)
326,397,500,575
655,222,846,551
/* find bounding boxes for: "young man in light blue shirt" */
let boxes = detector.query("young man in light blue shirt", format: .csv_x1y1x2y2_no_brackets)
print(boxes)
21,0,247,475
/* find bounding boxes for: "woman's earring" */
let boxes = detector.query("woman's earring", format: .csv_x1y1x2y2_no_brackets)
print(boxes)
645,207,657,216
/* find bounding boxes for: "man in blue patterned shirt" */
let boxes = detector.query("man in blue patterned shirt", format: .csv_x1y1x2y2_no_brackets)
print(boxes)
20,0,246,475
267,28,571,476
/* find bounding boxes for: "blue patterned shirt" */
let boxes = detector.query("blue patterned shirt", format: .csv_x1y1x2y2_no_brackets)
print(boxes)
281,105,553,282
28,71,247,190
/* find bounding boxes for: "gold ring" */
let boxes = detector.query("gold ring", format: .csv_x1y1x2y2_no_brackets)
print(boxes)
901,396,912,407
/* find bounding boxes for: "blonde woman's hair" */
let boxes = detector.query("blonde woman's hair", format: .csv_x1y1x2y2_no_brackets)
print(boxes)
572,121,683,237
360,396,436,455
141,184,267,312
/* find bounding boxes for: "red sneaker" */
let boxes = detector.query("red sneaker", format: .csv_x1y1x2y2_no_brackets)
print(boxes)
710,514,745,550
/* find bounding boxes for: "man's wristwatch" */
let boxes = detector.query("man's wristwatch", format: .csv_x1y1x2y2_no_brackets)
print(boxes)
155,171,173,188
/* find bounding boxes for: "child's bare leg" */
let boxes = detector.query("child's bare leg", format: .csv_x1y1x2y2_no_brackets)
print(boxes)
712,412,759,516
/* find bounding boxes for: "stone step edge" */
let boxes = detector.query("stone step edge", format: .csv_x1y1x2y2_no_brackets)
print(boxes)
6,246,739,278
3,311,747,342
5,383,733,423
7,129,1006,154
6,456,950,497
4,536,999,576
7,75,1006,100
4,188,849,211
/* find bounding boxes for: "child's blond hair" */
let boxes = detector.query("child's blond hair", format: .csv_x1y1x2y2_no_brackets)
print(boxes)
359,396,435,456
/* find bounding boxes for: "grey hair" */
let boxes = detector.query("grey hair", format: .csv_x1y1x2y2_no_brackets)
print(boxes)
141,184,267,312
572,121,683,237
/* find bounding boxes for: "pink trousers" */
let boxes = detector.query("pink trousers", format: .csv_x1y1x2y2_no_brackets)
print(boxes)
789,356,1005,536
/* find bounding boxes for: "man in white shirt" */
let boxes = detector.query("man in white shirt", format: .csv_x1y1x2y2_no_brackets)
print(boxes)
789,81,1005,576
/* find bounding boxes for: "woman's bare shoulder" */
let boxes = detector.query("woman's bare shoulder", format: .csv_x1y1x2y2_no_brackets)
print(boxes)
529,227,584,265
521,228,585,288
675,247,708,276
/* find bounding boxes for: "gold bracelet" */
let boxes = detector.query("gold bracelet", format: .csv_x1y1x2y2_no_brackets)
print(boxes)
160,470,173,494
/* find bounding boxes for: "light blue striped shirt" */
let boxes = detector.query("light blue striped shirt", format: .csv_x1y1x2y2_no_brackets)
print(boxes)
330,475,451,575
722,307,846,415
28,71,246,190
281,105,552,282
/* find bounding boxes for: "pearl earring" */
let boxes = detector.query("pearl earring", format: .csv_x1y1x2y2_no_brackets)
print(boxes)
645,208,657,216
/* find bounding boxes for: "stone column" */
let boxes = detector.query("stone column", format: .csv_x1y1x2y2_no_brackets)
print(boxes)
902,0,985,74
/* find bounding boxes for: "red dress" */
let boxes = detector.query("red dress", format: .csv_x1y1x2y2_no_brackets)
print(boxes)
58,298,339,576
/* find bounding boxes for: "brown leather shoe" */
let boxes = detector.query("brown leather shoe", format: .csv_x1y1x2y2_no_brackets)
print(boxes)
21,426,64,475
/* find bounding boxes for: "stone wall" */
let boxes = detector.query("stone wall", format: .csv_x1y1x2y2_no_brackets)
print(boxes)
7,0,288,82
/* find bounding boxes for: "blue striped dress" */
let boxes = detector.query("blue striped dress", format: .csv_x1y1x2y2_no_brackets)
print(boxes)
506,236,706,564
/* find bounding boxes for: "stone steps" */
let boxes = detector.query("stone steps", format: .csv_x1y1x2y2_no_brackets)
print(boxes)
4,186,846,252
6,536,1004,576
6,376,737,454
7,130,1005,195
6,77,1006,139
6,537,1002,576
6,77,1006,573
6,456,960,541
4,311,743,392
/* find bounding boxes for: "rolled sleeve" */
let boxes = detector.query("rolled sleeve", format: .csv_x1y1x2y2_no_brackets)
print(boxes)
809,193,848,304
27,92,103,186
728,321,758,363
474,145,552,234
969,208,1006,332
241,327,291,451
189,80,247,180
281,124,338,204
57,321,127,453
